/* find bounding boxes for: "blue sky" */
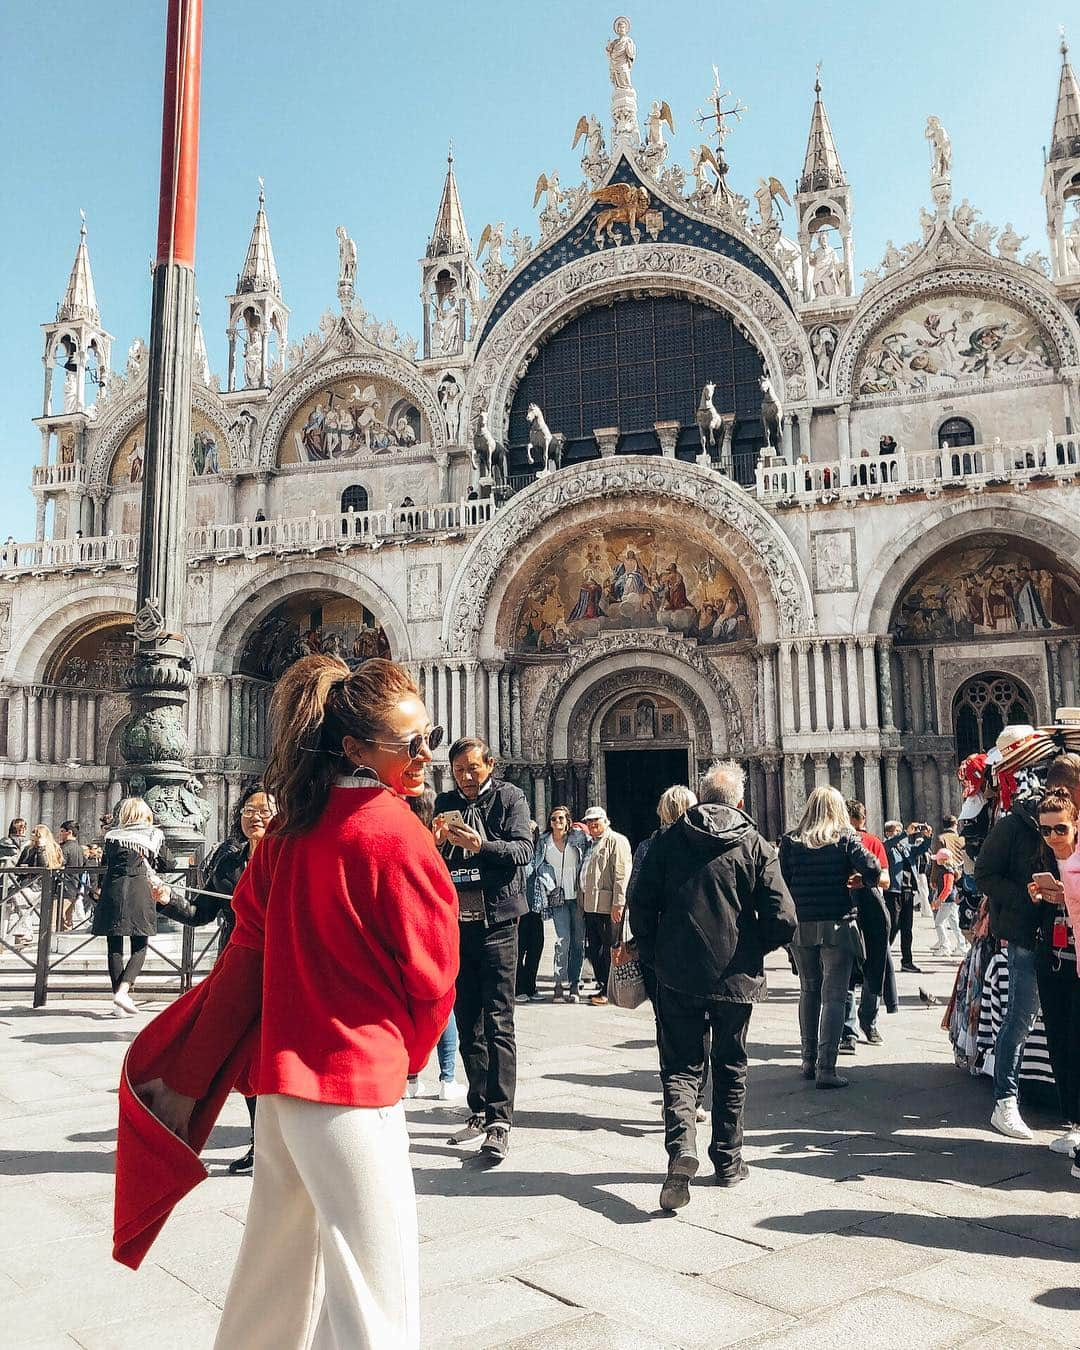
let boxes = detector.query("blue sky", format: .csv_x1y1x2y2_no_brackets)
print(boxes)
0,0,1069,540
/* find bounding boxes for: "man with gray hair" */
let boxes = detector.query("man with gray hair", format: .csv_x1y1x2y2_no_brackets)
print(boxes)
630,760,796,1210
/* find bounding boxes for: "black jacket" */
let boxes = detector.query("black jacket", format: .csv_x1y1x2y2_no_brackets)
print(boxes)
629,804,797,1002
975,798,1043,949
433,778,533,924
92,837,173,938
778,832,881,924
160,837,251,950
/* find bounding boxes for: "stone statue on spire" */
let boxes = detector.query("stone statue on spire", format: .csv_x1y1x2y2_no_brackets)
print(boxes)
925,115,952,214
606,17,640,151
336,226,357,306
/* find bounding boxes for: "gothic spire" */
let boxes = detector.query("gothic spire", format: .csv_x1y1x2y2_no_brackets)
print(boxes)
799,73,846,194
57,211,100,324
1050,32,1080,162
426,143,472,259
237,178,281,295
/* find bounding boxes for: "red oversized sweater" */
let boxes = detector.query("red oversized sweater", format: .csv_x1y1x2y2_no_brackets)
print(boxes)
167,782,460,1107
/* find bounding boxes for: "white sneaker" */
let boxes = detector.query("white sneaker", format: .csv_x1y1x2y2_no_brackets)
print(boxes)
404,1078,429,1099
112,992,137,1015
439,1080,467,1102
695,1106,708,1123
1049,1127,1080,1155
514,993,530,1004
991,1097,1033,1140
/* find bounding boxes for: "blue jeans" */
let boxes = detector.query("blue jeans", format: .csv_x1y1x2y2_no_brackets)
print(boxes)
551,900,585,988
993,942,1041,1102
437,1011,458,1083
793,941,854,1068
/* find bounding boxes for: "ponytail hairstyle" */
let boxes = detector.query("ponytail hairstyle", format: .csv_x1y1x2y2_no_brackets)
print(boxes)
1039,787,1078,821
264,654,420,834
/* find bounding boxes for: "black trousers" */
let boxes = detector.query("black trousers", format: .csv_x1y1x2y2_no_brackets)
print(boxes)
516,911,545,997
455,919,518,1127
1036,958,1080,1125
643,965,711,1108
584,911,613,990
106,935,148,991
895,888,915,966
657,984,752,1176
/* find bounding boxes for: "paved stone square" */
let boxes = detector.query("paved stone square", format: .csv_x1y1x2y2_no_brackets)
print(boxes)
2,926,1079,1349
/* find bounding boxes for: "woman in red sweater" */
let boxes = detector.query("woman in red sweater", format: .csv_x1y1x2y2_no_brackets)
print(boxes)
135,655,458,1349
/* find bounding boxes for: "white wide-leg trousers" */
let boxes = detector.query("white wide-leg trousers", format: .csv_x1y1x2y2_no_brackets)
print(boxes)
214,1094,419,1350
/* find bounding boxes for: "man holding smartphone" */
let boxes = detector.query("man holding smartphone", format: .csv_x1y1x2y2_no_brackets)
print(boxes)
434,738,533,1162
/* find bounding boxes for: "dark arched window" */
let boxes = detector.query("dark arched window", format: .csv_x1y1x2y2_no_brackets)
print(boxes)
938,417,975,449
341,485,369,514
953,673,1033,762
506,295,766,483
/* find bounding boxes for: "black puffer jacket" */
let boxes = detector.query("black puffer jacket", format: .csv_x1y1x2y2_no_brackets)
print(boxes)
92,833,172,938
160,836,251,951
629,804,797,1002
433,778,534,923
778,831,881,924
975,798,1043,949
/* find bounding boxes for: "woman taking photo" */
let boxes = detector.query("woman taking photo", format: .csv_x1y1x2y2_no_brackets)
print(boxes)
92,801,171,1017
131,655,459,1349
1027,788,1080,1162
530,806,587,1002
779,786,882,1088
159,783,276,1172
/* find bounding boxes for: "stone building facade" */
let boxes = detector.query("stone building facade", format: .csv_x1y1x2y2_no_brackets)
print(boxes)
6,22,1080,846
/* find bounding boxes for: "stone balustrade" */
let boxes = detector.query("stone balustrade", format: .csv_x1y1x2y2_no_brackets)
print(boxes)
756,433,1080,504
32,461,88,489
0,498,496,574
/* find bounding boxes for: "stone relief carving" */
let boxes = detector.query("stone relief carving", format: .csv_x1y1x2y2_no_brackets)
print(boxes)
441,458,814,656
407,564,442,622
833,266,1077,402
811,528,858,594
258,355,445,467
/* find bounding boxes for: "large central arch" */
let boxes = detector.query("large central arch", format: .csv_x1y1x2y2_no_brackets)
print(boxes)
468,243,815,441
441,456,815,655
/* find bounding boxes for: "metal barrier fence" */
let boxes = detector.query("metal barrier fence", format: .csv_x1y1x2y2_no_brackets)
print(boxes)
0,864,223,1007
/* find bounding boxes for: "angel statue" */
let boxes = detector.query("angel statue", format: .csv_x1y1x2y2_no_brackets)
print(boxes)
925,116,951,182
997,222,1026,261
645,100,674,151
572,113,607,163
477,220,508,291
754,176,791,228
689,144,721,205
534,171,565,239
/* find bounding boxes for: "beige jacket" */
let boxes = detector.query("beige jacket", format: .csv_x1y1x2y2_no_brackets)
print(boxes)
580,829,632,916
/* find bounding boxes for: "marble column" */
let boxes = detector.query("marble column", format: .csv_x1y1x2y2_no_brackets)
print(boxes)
763,755,782,836
449,664,462,743
828,641,844,730
532,770,547,823
777,642,795,735
812,752,830,788
812,642,828,733
794,640,812,734
836,403,852,459
899,651,914,732
912,757,930,817
845,640,862,730
486,665,501,758
463,660,478,739
935,754,956,819
499,671,512,759
877,636,896,731
919,650,935,733
26,689,40,763
510,673,522,759
41,784,56,829
859,637,880,730
10,687,28,763
782,755,805,824
66,786,80,822
762,646,777,745
839,751,856,799
751,653,763,747
39,692,55,767
862,752,883,833
883,750,901,821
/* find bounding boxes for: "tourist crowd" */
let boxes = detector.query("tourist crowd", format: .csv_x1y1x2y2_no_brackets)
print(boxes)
3,654,1077,1349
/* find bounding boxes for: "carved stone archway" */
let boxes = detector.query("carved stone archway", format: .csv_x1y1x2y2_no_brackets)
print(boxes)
531,631,746,763
565,666,714,763
87,384,238,491
441,456,815,656
468,242,815,440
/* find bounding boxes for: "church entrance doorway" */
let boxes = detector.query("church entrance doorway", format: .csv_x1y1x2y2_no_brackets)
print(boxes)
604,748,690,847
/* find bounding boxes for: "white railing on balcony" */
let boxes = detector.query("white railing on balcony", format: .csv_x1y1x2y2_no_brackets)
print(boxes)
755,433,1080,503
32,462,87,489
0,499,496,574
0,532,139,570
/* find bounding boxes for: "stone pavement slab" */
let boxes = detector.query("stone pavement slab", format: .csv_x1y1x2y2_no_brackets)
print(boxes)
1,931,1078,1348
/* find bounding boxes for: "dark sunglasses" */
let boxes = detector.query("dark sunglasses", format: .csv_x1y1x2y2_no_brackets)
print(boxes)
1040,822,1073,837
368,726,444,759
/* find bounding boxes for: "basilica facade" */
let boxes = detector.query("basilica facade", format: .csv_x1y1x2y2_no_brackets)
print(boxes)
6,20,1080,847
